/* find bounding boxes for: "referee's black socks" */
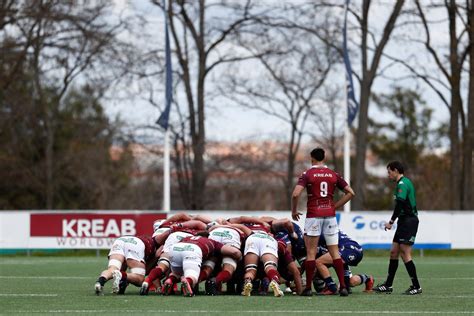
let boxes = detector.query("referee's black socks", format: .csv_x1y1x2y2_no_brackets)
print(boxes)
404,260,421,288
385,259,399,287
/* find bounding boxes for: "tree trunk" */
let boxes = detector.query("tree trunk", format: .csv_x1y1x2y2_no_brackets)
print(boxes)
464,2,474,210
448,0,461,209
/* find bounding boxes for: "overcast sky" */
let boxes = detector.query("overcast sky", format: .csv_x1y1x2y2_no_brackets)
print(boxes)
105,1,456,146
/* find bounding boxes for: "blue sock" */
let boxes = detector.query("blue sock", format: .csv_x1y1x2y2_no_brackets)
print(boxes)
324,277,337,292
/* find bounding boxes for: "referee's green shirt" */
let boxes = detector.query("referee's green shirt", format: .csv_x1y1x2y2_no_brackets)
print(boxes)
394,176,418,217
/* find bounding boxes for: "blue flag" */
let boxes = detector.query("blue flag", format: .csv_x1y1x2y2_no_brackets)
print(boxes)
343,0,359,127
157,0,173,130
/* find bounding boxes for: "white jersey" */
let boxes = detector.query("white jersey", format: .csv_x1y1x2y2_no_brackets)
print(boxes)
163,231,193,253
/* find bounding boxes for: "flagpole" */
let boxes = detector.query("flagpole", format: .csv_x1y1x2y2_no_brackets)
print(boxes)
343,0,357,213
163,129,171,213
344,107,351,213
158,0,172,214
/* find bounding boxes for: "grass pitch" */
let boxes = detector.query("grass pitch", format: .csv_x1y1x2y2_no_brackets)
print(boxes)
0,255,473,315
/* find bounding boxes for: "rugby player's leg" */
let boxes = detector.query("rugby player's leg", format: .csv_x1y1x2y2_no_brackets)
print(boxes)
400,243,421,293
326,243,347,295
315,253,337,294
303,234,319,295
262,253,283,297
214,258,237,293
242,253,258,296
95,254,125,295
374,242,399,293
386,242,400,287
114,258,145,294
181,256,200,297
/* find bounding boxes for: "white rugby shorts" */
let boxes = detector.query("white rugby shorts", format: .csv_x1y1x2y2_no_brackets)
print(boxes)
244,232,278,257
209,227,241,249
163,231,193,253
169,243,203,282
304,217,339,245
108,236,145,262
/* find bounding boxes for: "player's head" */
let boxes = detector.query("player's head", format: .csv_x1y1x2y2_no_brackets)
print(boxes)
310,147,325,162
387,160,404,180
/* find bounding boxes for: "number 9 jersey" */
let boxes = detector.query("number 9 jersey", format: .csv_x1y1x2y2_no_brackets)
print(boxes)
297,165,348,218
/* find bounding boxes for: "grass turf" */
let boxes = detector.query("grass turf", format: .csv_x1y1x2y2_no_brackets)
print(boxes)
0,256,473,315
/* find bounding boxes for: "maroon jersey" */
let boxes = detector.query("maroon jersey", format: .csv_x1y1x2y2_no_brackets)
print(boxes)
244,223,270,233
137,235,157,261
297,165,348,217
180,236,224,259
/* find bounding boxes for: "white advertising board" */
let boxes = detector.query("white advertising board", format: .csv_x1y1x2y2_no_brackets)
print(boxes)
0,210,473,250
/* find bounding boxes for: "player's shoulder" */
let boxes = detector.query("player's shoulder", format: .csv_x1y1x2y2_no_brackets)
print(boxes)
397,176,412,187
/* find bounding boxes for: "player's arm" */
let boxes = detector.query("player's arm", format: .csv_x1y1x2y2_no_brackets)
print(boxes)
291,185,305,221
229,216,268,227
385,183,408,231
334,185,355,210
191,214,212,224
173,220,207,231
227,223,253,237
161,212,192,226
272,218,297,239
153,229,172,246
287,261,303,295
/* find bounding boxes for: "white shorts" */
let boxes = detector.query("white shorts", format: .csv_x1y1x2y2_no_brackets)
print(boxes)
209,227,241,249
169,243,203,282
304,217,339,245
108,237,145,262
244,232,278,257
163,231,193,253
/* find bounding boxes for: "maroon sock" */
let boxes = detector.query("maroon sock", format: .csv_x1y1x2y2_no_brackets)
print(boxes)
147,267,163,283
266,269,280,283
198,270,210,282
304,260,316,290
120,271,127,281
333,258,346,289
186,277,194,287
169,274,178,284
216,270,232,285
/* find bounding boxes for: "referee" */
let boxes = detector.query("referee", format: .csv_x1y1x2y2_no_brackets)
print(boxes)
374,161,422,295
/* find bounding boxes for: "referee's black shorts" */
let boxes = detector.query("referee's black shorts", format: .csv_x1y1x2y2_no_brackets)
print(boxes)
393,216,419,245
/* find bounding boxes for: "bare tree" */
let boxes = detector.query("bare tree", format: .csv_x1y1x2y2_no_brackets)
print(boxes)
350,0,406,209
148,0,269,210
0,1,127,208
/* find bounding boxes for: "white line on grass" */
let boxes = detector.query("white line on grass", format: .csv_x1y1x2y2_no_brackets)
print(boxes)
0,294,58,297
8,310,474,314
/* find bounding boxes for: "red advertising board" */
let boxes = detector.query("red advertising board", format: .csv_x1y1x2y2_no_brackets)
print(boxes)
30,213,166,238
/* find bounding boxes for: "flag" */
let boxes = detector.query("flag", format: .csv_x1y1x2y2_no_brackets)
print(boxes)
343,0,359,127
156,0,173,130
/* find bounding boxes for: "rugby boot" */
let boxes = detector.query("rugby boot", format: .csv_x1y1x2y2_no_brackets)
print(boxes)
373,282,393,294
339,287,349,297
181,277,194,297
161,277,175,295
139,281,149,296
111,270,122,294
94,282,103,296
269,280,284,297
241,279,253,297
364,275,374,293
205,279,218,296
403,285,422,295
300,288,313,296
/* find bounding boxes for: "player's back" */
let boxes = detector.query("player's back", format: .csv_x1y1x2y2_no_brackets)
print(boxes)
298,165,347,217
180,235,222,258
